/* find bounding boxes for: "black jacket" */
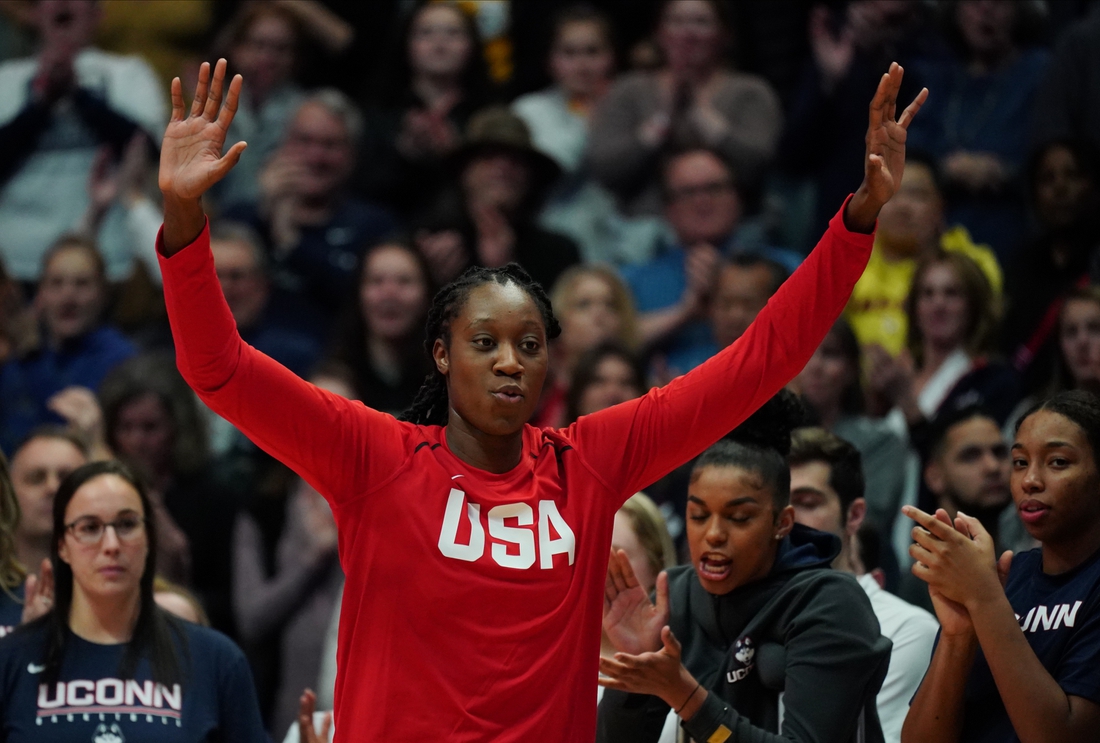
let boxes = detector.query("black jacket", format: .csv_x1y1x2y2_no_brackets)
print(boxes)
597,525,892,743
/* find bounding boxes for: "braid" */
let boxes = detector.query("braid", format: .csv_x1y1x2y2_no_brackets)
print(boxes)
398,262,560,426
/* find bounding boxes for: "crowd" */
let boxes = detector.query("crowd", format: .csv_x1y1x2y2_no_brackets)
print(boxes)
0,0,1098,742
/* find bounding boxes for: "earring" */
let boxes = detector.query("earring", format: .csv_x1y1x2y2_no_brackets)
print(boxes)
774,534,783,540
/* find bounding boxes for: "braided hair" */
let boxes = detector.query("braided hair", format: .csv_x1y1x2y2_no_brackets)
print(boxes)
398,263,561,426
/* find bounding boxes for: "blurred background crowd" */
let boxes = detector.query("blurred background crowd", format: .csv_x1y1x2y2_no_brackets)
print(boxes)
1,0,1099,737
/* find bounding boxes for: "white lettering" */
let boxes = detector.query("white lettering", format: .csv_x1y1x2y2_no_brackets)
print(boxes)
153,683,182,711
1031,605,1057,632
125,680,154,706
66,680,95,706
96,679,124,706
538,500,576,568
438,488,484,562
1020,607,1036,631
487,503,536,569
1056,601,1084,629
38,683,65,709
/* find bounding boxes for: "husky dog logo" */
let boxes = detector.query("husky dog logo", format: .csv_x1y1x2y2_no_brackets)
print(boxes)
93,723,124,743
727,636,756,683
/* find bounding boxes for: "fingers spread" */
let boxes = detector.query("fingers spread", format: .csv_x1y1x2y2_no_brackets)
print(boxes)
217,74,244,130
170,78,184,122
898,87,929,130
868,72,889,128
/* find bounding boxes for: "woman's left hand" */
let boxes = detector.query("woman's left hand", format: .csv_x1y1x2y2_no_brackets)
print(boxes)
598,626,696,709
21,558,54,624
904,506,1002,610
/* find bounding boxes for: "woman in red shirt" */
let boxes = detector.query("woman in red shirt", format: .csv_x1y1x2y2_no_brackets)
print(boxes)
156,59,924,742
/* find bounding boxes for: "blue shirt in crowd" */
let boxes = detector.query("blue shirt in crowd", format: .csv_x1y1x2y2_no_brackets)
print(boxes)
0,325,136,454
960,545,1100,742
0,585,22,639
0,619,267,743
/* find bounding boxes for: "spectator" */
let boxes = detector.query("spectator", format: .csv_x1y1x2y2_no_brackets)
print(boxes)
0,460,268,743
847,154,1002,356
10,427,88,582
0,257,35,367
356,1,496,217
0,236,136,454
922,405,1033,557
711,254,788,351
793,318,911,545
621,147,797,375
1003,139,1100,395
224,90,397,334
414,106,580,291
598,392,891,743
0,448,25,636
233,368,347,737
781,0,934,244
907,0,1049,261
564,341,648,425
211,3,306,209
99,353,230,631
211,222,321,378
789,427,938,743
588,0,782,216
902,391,1100,743
540,266,639,427
0,0,165,283
867,251,1020,432
1030,9,1100,156
330,240,433,415
153,574,209,626
513,4,659,265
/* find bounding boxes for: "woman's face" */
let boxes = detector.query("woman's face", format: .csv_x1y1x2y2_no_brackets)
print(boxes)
58,474,148,605
559,274,622,356
957,0,1015,59
612,510,658,593
657,0,723,73
549,20,614,101
915,262,970,351
1035,145,1092,230
578,355,642,417
232,13,296,93
36,247,105,344
409,4,472,80
361,245,429,342
435,281,549,436
113,393,174,477
1012,410,1100,547
686,465,791,595
1060,298,1100,387
796,330,855,414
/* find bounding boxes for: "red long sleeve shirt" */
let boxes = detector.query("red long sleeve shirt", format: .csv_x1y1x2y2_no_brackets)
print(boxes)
157,203,873,742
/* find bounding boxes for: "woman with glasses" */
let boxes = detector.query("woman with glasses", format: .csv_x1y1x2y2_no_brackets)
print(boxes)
0,460,266,742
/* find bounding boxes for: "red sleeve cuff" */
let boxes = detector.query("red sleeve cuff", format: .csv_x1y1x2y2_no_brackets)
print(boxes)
155,217,211,266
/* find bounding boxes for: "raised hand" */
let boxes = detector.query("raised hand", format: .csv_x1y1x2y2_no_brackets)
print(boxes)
602,549,669,655
297,689,333,743
22,558,54,625
845,62,928,232
905,505,1001,613
160,59,247,202
598,626,703,717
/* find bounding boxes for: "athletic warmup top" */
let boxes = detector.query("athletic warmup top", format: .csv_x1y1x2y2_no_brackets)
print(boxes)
0,619,267,743
0,586,22,638
157,201,874,742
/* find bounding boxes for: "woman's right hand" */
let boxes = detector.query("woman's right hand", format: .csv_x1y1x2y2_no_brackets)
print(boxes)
159,58,247,202
603,550,669,655
297,689,332,743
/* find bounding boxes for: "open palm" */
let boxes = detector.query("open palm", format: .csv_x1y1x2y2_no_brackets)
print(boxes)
603,550,669,655
863,62,928,207
159,58,247,200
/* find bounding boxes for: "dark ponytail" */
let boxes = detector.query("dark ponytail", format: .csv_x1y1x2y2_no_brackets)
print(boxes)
399,263,561,426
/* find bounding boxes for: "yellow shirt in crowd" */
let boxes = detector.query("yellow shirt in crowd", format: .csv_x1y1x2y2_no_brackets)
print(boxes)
846,226,1002,356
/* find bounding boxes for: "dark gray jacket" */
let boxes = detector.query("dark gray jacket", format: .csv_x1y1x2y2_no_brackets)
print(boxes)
597,524,891,743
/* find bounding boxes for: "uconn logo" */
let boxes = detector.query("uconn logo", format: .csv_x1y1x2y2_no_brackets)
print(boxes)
36,679,183,726
1017,601,1084,633
437,488,576,569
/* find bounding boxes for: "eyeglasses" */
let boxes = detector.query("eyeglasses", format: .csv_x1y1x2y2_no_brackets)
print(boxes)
65,514,146,545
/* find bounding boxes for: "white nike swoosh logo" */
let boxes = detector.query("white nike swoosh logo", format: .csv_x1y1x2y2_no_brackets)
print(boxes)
27,663,45,674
